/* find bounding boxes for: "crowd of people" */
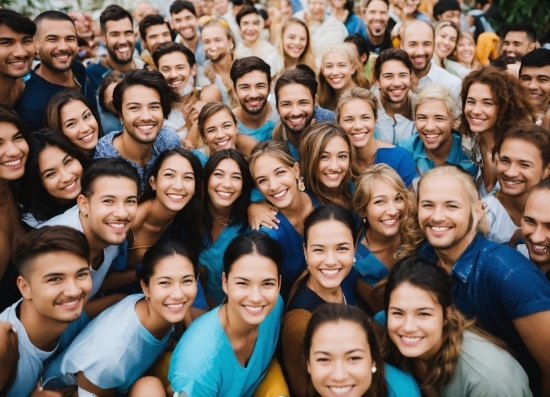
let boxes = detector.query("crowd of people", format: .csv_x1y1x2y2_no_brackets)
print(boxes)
0,0,549,395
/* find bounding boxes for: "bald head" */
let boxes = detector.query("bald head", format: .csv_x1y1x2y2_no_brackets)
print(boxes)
400,20,434,74
401,20,434,43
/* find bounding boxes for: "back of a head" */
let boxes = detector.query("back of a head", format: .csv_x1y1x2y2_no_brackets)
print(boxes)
433,0,460,21
81,158,140,198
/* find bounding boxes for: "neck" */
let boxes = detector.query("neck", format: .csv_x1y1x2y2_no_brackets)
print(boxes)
380,95,410,121
365,226,401,248
19,300,69,351
147,198,179,228
332,7,347,18
0,75,22,108
367,30,384,46
183,34,199,51
105,55,134,73
336,81,356,97
538,102,549,114
137,298,173,339
477,130,495,151
283,53,299,70
243,38,258,48
118,131,154,167
434,231,476,273
208,201,232,223
414,62,431,80
36,63,74,87
79,211,108,269
221,302,257,339
213,54,233,75
280,190,305,220
495,190,525,225
356,136,379,166
306,276,342,303
286,130,302,150
236,103,271,128
426,135,454,166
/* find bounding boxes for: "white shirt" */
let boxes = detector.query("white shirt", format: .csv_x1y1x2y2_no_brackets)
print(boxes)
375,102,416,144
418,60,462,104
483,195,520,245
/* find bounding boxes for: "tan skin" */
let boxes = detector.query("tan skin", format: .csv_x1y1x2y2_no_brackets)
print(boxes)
0,185,25,282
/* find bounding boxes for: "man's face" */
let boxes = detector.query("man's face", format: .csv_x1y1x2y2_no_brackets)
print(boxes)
502,31,535,59
239,13,262,45
171,9,198,41
276,83,315,136
519,65,550,111
308,0,327,22
235,70,269,115
214,0,229,15
376,59,411,104
133,2,155,25
102,18,136,65
401,23,434,73
415,99,454,153
522,189,550,269
36,19,78,73
0,24,35,79
438,10,460,26
143,23,171,53
120,84,165,144
364,0,389,39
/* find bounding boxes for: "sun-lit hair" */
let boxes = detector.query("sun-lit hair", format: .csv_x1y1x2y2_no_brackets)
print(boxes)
413,83,458,119
299,122,354,206
273,18,316,78
202,17,235,46
418,165,489,235
248,140,297,179
449,31,481,69
318,44,370,110
336,86,379,123
354,164,423,258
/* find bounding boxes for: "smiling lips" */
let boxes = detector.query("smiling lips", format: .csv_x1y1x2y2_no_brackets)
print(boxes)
79,132,95,142
106,221,129,231
62,179,78,192
1,158,22,167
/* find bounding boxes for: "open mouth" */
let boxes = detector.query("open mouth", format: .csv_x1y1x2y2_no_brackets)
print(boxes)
168,79,184,88
285,114,306,127
381,218,398,226
56,297,83,310
319,268,342,278
243,305,264,314
400,335,423,345
350,131,367,140
62,179,78,191
530,243,549,255
136,124,156,133
167,193,185,201
8,59,29,68
106,221,129,231
324,171,342,181
327,386,354,396
501,177,524,187
115,45,131,57
271,188,288,200
330,77,344,85
422,133,441,143
79,132,95,142
216,190,234,199
468,116,487,125
214,138,231,149
165,302,187,312
1,158,22,167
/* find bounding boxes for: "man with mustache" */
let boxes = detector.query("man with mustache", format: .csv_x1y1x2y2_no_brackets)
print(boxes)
231,56,279,142
0,9,36,109
15,11,96,132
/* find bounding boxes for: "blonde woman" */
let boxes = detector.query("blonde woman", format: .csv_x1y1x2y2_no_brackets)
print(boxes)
318,44,370,111
447,31,481,79
433,21,459,70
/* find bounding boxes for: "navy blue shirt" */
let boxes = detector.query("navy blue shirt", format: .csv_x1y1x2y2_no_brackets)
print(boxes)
15,61,96,132
419,233,550,387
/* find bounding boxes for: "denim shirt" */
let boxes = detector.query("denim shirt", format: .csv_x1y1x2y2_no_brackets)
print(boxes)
419,233,550,386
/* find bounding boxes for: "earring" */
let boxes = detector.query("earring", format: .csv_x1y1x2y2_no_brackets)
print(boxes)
82,211,88,217
297,177,305,192
204,140,208,146
353,257,356,265
371,366,377,373
362,218,367,223
152,187,156,191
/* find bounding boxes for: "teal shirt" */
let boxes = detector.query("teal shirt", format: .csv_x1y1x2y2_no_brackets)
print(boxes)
386,363,422,397
236,119,276,142
354,234,389,287
397,132,478,176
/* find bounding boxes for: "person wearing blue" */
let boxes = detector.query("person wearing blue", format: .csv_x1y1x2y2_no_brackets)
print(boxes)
249,140,315,301
417,164,550,396
43,239,198,396
330,0,367,36
0,226,92,397
199,149,252,307
93,69,182,189
398,84,477,177
305,303,421,397
336,87,417,189
15,11,96,132
170,0,207,67
231,57,280,142
169,232,284,397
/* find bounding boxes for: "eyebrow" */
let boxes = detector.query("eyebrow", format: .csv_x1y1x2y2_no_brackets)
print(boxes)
125,101,161,106
313,348,366,355
41,154,71,177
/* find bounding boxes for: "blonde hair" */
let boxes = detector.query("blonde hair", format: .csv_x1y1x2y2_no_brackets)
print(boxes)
318,44,370,111
413,83,458,120
275,18,316,77
335,87,379,123
418,165,489,236
248,140,297,179
354,164,423,258
450,31,481,70
299,122,354,206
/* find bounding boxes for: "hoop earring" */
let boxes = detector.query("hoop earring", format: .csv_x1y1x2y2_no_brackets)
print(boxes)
297,177,305,192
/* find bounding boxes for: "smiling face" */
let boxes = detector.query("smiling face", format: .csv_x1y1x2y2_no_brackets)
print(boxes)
77,176,138,247
464,83,498,136
519,65,550,112
0,24,35,79
141,254,197,324
308,320,374,397
202,25,231,63
158,51,196,93
282,22,307,60
305,219,355,292
222,253,280,326
339,98,376,149
415,99,454,153
208,158,243,210
522,189,550,269
455,36,475,66
364,0,389,39
376,60,411,104
203,109,238,152
387,282,445,361
363,177,406,238
434,25,457,60
103,18,135,65
39,145,83,202
0,121,28,181
143,23,172,54
308,0,327,22
502,31,535,59
253,154,300,210
401,23,434,74
316,136,350,191
18,251,92,323
150,154,196,212
239,12,262,45
121,85,164,144
496,138,549,198
277,83,315,136
36,19,77,73
171,8,198,41
235,70,269,116
322,52,356,92
60,100,99,151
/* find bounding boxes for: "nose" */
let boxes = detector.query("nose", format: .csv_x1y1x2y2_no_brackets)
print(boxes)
13,40,31,57
324,249,337,266
530,225,547,244
170,283,185,300
503,162,519,177
387,200,399,216
353,117,363,131
248,285,262,303
140,107,152,120
431,205,446,222
330,360,348,382
113,201,130,218
65,277,82,297
3,140,22,157
328,156,339,170
57,38,70,51
425,117,436,130
60,166,73,183
267,176,281,192
402,314,418,333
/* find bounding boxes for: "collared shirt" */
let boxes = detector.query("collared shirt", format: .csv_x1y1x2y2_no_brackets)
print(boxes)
375,106,416,145
418,61,462,104
482,194,520,244
94,128,182,189
419,232,550,385
176,34,206,66
397,132,478,176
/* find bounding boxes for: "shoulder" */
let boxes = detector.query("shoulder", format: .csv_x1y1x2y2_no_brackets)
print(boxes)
41,205,80,229
385,363,421,397
313,106,336,122
94,131,120,155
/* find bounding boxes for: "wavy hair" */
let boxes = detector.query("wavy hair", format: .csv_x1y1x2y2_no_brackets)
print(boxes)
274,18,316,76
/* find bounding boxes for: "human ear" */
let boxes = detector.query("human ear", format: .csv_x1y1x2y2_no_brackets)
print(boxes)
17,276,32,300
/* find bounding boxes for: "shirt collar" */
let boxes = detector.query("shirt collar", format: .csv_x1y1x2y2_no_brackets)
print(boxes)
452,232,484,282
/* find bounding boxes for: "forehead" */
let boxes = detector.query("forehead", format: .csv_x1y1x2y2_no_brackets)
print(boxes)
366,0,388,11
37,19,76,36
122,85,161,103
241,13,261,22
521,65,550,77
90,175,138,196
499,137,542,158
173,9,195,18
205,109,233,125
278,83,313,100
504,30,530,42
403,24,433,43
0,24,32,38
253,154,288,173
0,121,20,139
307,219,353,242
160,154,193,171
30,251,89,278
213,158,240,172
228,253,278,276
145,23,170,36
323,136,350,152
202,25,226,38
416,99,450,115
467,82,493,98
284,23,306,35
419,174,469,200
159,51,190,66
525,189,550,218
105,18,133,33
380,59,409,73
341,98,373,114
236,69,268,85
437,25,457,37
324,51,349,63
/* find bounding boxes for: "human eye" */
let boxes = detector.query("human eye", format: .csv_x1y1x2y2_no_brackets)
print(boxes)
77,270,90,278
83,111,92,120
374,199,385,204
64,157,73,166
127,198,138,205
320,153,329,160
338,153,348,159
257,177,267,185
164,171,174,177
263,281,276,287
419,311,432,317
13,133,24,141
47,276,62,282
103,199,114,204
395,195,404,201
498,157,510,164
343,117,353,123
223,122,233,129
150,104,161,110
23,38,33,45
213,171,223,177
337,245,349,251
128,105,139,111
184,174,195,181
232,175,242,181
316,357,329,363
362,114,371,120
159,280,170,285
276,169,287,176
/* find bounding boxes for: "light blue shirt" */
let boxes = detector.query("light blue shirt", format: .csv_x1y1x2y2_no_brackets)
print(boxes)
43,294,174,393
386,363,422,397
169,296,284,397
235,104,279,142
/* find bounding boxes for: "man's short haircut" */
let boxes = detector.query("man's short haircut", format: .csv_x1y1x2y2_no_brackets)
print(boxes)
15,226,90,279
139,14,171,42
34,10,75,32
274,64,318,105
0,9,36,37
362,0,389,9
433,0,460,20
519,48,550,76
373,48,412,80
494,122,550,168
112,69,173,119
230,56,271,88
236,7,261,27
153,41,196,68
501,22,537,44
100,5,133,34
81,158,140,198
170,0,197,17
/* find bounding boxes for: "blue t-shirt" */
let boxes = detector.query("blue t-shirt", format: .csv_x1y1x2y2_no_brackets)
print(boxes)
169,296,284,397
86,61,111,101
419,233,550,386
374,146,417,188
354,234,389,287
43,294,173,393
397,132,478,177
344,13,367,37
385,363,422,397
236,105,279,142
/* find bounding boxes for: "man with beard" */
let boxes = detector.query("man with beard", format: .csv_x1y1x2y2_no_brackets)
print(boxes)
0,10,36,109
400,20,461,103
519,48,550,125
362,0,394,55
86,5,145,104
138,14,172,67
171,0,206,67
15,11,96,132
501,22,537,61
231,56,279,142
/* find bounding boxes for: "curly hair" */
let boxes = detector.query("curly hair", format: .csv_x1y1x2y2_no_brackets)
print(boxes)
459,66,537,141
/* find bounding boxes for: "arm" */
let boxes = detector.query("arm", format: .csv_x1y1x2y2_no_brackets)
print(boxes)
0,322,18,392
281,310,311,397
247,202,279,230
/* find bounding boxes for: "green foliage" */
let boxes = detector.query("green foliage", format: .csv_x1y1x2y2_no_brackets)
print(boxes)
496,0,550,42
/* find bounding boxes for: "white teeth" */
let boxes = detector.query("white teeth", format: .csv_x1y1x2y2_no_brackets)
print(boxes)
63,180,77,190
425,134,438,139
324,172,341,180
108,222,126,229
532,244,548,252
272,189,287,198
167,194,184,200
329,386,352,395
61,300,78,306
402,336,422,343
244,306,262,313
351,132,366,139
80,132,94,141
431,226,450,232
320,269,339,275
216,139,229,147
504,180,522,185
137,125,154,131
166,303,184,309
1,159,21,166
381,219,397,225
216,191,232,197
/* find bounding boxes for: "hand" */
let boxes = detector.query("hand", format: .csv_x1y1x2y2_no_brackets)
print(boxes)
30,381,76,397
248,202,279,230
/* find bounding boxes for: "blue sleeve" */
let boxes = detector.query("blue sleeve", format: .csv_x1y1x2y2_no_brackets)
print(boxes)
289,0,302,13
192,279,208,309
345,15,367,36
385,363,421,397
250,187,264,202
394,147,417,188
165,129,183,149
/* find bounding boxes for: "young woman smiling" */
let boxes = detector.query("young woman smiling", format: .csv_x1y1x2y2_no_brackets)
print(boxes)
199,149,253,307
282,205,359,396
169,232,284,396
336,87,416,190
382,256,532,397
433,21,459,71
45,239,198,397
446,31,481,79
249,140,315,301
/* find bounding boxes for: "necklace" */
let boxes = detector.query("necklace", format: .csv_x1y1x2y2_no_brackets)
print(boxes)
213,213,230,226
